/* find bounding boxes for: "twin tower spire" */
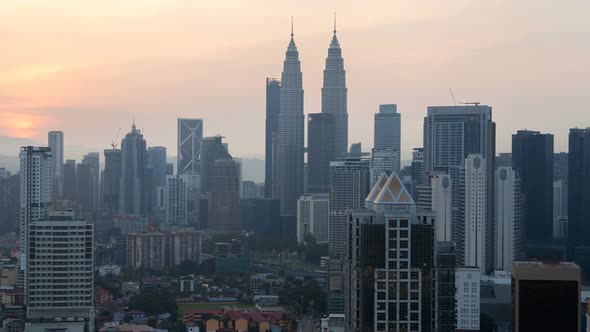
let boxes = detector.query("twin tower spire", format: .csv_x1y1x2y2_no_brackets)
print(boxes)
276,15,348,216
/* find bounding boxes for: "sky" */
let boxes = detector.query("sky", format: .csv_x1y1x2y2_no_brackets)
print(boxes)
0,0,589,160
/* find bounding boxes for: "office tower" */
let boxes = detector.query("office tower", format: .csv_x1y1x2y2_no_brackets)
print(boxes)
102,149,121,216
19,146,52,291
240,198,281,235
148,146,167,188
297,193,329,244
166,163,174,175
512,130,554,245
169,229,202,266
271,133,280,199
177,118,203,175
455,267,481,331
200,136,232,194
328,158,370,257
241,180,258,199
370,149,398,187
436,242,457,332
410,148,424,195
0,173,19,234
431,173,452,241
265,78,281,198
424,105,495,270
277,25,304,216
374,104,401,172
463,154,488,274
307,113,336,193
119,122,148,216
321,22,348,159
165,175,188,226
568,128,590,257
553,180,565,239
127,232,167,269
512,261,580,332
348,143,361,158
76,162,94,215
48,131,64,198
347,172,437,332
495,167,524,272
27,210,93,314
82,152,100,213
209,159,241,232
63,159,77,200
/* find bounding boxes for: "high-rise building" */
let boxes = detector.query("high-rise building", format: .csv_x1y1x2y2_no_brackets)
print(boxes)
436,241,457,332
512,261,580,332
463,154,488,274
82,152,100,214
165,175,188,226
409,148,424,196
119,122,148,216
209,159,241,232
568,128,590,257
177,118,203,175
296,193,329,244
277,25,304,216
321,22,348,159
512,130,554,245
495,167,524,272
240,198,281,235
148,146,167,188
328,158,370,257
63,159,77,200
455,267,481,331
200,136,232,194
127,232,167,269
553,180,566,239
348,143,362,158
102,149,121,216
48,131,64,198
307,113,336,193
19,146,52,291
424,105,495,271
265,78,281,198
553,152,568,221
169,229,202,266
76,161,94,216
374,104,401,172
27,210,94,313
431,173,452,242
369,149,398,187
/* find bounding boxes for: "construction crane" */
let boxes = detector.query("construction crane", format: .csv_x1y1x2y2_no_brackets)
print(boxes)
460,102,481,106
110,128,121,149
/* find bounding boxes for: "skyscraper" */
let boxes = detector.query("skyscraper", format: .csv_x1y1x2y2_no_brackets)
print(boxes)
568,128,590,257
19,146,52,292
307,113,336,193
495,166,524,272
424,105,495,270
165,175,188,226
296,193,329,244
328,158,370,257
374,104,401,172
177,118,203,176
200,136,231,194
277,23,304,216
370,148,398,187
321,20,348,158
119,122,148,216
148,146,167,188
463,154,488,274
48,131,64,198
102,149,121,216
431,173,452,242
209,158,241,232
512,130,554,244
63,159,77,200
265,78,281,198
82,152,100,213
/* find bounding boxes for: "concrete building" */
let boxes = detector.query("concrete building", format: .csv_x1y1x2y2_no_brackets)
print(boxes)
277,26,305,216
127,232,167,269
208,159,241,232
369,149,398,187
177,118,203,176
495,167,524,272
455,267,480,331
165,175,188,226
436,241,457,332
169,229,202,266
19,146,52,291
296,193,329,244
322,24,348,159
328,158,370,257
307,113,336,193
119,122,148,216
373,104,400,172
200,136,231,194
431,173,452,242
102,149,121,216
512,261,580,332
463,154,488,274
82,152,100,213
568,128,590,258
264,78,281,198
47,131,64,198
63,159,77,200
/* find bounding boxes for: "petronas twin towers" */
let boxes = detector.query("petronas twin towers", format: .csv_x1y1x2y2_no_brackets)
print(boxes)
276,19,348,216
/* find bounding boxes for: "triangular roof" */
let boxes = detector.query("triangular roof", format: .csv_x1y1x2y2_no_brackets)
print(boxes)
365,173,388,203
373,172,415,205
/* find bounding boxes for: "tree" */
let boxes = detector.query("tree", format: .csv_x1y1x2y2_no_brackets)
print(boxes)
280,280,327,315
128,288,177,315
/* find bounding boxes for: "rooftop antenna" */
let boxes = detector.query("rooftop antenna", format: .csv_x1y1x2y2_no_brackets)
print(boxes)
449,89,457,105
334,12,337,34
291,16,294,38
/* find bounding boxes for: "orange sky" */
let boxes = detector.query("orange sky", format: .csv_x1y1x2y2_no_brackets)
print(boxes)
1,0,589,159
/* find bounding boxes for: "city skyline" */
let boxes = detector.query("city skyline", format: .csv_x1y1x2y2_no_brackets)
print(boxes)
1,1,588,159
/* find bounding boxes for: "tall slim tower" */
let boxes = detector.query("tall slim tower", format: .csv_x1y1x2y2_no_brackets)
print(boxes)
307,113,336,193
277,21,304,216
102,149,121,216
495,166,524,272
568,128,590,258
463,154,487,274
374,104,401,172
177,118,203,175
48,131,64,198
265,78,281,198
119,121,148,216
321,17,348,158
209,159,241,232
19,146,52,292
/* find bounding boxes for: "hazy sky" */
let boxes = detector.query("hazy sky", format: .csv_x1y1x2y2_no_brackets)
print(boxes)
1,0,589,160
